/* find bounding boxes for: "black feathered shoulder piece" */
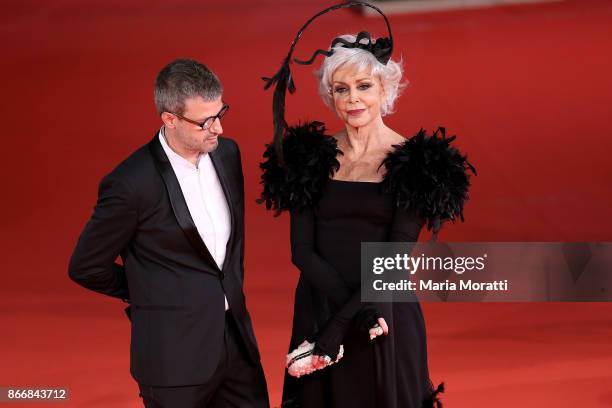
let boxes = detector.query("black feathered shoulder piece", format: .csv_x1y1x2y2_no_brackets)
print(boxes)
382,127,476,241
258,121,340,215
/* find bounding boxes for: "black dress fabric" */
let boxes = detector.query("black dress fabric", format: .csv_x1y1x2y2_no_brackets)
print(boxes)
282,179,434,408
259,124,473,408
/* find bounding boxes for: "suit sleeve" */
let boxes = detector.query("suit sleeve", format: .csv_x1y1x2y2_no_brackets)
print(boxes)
68,174,138,300
234,141,246,285
314,206,425,359
290,207,353,307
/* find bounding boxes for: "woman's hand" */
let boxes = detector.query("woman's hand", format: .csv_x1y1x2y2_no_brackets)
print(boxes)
286,340,344,377
369,317,389,340
287,341,317,377
311,354,331,370
311,346,344,370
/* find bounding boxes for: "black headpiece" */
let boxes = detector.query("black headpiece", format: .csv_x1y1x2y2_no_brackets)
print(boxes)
262,1,394,165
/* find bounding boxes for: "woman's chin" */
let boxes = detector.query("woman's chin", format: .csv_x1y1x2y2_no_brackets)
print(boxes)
343,115,371,128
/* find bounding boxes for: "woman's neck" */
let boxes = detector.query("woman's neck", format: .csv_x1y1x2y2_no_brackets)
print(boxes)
342,117,387,157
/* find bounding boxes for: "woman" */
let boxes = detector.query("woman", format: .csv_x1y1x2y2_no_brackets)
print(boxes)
259,3,474,407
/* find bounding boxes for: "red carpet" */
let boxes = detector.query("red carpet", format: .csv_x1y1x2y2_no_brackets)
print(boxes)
1,0,611,406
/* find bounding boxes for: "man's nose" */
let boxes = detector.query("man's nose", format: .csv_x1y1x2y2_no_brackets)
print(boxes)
210,117,223,135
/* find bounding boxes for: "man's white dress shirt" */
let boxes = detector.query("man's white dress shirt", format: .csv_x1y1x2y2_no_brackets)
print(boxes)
159,129,231,310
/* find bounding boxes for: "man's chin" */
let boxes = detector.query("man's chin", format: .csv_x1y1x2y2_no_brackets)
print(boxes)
202,137,219,153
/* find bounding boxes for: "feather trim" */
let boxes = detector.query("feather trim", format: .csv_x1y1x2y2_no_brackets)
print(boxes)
422,381,445,408
258,121,340,215
382,127,476,241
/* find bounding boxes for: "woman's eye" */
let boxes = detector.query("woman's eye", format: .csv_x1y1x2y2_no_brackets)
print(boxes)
358,83,372,90
334,87,347,93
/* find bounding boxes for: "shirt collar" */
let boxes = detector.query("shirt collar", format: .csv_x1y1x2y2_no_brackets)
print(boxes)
158,127,205,170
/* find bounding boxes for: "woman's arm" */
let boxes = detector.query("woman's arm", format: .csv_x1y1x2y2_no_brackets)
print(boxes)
314,206,425,360
389,206,425,243
291,207,353,306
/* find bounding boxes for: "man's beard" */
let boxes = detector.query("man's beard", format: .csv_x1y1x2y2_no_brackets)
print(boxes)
198,136,218,153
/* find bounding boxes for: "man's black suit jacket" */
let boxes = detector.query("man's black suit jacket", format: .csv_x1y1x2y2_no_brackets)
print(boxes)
69,134,261,387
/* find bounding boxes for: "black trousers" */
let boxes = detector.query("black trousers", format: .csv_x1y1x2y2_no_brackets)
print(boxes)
138,312,269,408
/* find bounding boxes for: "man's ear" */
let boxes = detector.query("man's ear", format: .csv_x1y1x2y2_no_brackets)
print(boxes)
161,112,176,129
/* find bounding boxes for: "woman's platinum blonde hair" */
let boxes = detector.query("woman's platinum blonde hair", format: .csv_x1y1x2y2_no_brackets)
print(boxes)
316,34,405,116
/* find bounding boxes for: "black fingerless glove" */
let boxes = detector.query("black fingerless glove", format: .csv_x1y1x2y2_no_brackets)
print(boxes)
355,303,381,333
313,315,347,360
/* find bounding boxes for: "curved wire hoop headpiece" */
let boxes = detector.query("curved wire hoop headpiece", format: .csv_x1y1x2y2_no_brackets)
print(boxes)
262,1,394,165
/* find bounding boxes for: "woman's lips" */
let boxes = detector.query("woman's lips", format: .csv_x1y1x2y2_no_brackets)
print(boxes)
347,109,365,116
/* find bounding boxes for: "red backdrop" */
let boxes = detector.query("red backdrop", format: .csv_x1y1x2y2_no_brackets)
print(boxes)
1,0,611,406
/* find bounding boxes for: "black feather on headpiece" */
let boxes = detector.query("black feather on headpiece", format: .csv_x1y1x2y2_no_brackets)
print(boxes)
295,31,393,66
262,1,394,166
381,127,477,241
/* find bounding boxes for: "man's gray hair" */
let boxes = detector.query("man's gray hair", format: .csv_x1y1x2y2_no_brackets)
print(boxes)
317,34,405,116
154,59,223,115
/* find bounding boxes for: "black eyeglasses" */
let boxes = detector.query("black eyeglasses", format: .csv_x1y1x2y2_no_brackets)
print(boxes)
171,104,230,130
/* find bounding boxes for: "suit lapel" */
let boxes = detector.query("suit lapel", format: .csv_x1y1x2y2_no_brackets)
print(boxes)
148,134,220,275
209,145,236,271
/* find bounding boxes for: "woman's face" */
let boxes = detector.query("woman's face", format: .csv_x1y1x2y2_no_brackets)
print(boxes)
330,64,384,128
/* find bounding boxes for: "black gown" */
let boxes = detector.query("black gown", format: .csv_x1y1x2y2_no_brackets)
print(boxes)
259,123,473,408
283,179,434,408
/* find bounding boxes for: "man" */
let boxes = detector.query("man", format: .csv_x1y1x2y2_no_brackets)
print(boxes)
69,59,269,408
